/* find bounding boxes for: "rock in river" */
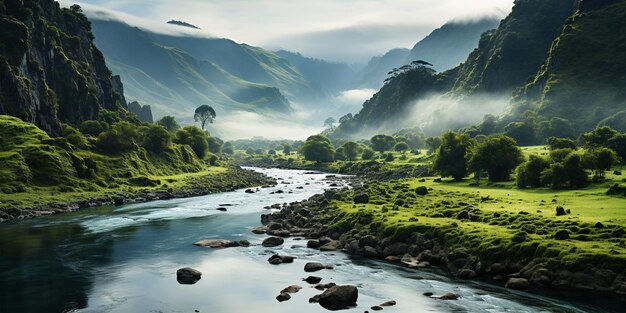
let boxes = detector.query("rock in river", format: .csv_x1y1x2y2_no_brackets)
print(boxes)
304,276,323,284
193,239,248,248
268,254,295,265
506,277,530,289
176,267,201,285
311,285,358,310
276,293,291,302
305,262,333,272
262,236,284,247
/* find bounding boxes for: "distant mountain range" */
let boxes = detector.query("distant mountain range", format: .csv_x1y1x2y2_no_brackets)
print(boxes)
333,0,626,139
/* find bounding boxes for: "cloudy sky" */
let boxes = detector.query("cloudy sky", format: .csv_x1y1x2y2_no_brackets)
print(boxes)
62,0,513,63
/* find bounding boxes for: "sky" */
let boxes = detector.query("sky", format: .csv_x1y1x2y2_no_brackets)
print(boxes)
62,0,514,63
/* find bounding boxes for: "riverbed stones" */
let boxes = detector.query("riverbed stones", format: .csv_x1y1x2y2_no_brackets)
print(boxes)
437,292,459,300
311,285,358,310
276,293,291,302
506,277,530,289
305,262,333,272
193,239,247,248
268,254,295,265
457,268,477,279
281,285,302,294
262,236,284,247
304,276,323,284
358,235,379,247
320,240,341,251
176,267,201,284
380,300,396,307
250,226,267,234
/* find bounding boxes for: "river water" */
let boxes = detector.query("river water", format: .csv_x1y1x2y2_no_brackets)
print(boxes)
0,168,617,313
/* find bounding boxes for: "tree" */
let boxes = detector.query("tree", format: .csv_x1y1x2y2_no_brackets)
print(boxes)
504,121,536,146
433,131,474,181
70,4,82,13
546,137,576,150
550,148,575,163
516,155,550,188
582,126,619,148
394,142,409,154
268,149,277,155
301,135,334,163
142,124,171,153
194,105,216,130
340,141,362,161
478,114,498,135
539,117,574,139
370,134,396,154
222,142,234,155
339,113,353,124
156,116,180,132
362,148,375,160
583,148,619,179
97,121,141,153
174,126,208,158
469,135,523,182
426,136,442,153
246,148,255,155
282,144,292,155
607,134,626,163
207,137,223,154
323,117,337,130
334,147,347,161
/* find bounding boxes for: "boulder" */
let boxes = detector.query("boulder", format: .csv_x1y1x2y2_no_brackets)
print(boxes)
437,293,459,300
305,262,333,272
555,206,566,216
506,277,530,289
216,207,227,212
314,285,358,310
353,192,369,204
250,226,268,234
371,306,383,311
358,235,379,247
307,240,321,249
304,276,323,284
380,300,396,307
457,268,477,279
320,240,341,251
262,236,284,247
268,254,295,265
281,285,302,294
176,267,201,285
554,230,570,240
276,293,291,302
415,186,428,196
193,239,245,248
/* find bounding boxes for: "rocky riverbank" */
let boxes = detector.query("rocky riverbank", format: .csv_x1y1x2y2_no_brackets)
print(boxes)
258,188,626,301
0,167,275,223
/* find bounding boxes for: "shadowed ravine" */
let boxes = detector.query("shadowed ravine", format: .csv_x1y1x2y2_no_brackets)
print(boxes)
0,168,614,312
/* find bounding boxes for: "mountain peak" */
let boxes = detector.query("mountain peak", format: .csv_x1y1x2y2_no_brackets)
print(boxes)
167,20,201,29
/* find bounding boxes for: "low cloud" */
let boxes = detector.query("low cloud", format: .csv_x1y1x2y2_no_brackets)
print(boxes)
213,111,323,140
336,88,377,110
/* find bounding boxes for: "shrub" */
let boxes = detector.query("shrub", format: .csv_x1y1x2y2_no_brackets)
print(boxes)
97,121,141,153
385,153,395,162
222,142,234,155
516,155,550,188
362,148,375,160
156,116,180,132
61,123,86,148
546,137,576,150
301,135,334,163
174,126,208,158
79,120,107,137
141,124,171,153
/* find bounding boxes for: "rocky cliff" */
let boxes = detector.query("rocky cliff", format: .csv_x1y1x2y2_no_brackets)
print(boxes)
0,0,126,135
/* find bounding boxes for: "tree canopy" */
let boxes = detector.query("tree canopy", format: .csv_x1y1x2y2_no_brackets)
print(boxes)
469,135,523,182
194,105,216,130
370,134,396,153
433,131,474,181
301,135,334,163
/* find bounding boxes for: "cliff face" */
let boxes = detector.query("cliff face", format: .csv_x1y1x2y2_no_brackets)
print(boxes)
0,0,126,135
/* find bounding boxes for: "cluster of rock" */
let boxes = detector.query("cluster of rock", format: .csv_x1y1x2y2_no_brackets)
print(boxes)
259,189,626,297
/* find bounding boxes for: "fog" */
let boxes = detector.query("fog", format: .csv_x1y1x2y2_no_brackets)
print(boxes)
212,111,324,141
343,92,511,139
61,0,512,63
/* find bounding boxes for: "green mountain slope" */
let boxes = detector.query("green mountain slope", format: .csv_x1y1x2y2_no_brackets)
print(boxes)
333,0,599,139
451,0,577,94
406,18,500,73
274,50,355,94
354,48,410,89
516,0,626,133
0,0,127,135
91,19,291,118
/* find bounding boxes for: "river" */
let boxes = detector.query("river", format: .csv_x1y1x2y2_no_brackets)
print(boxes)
0,168,616,312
